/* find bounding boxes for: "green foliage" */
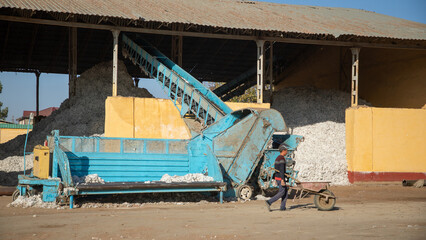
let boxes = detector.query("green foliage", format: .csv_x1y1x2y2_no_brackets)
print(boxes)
207,81,257,103
0,81,8,120
228,86,257,103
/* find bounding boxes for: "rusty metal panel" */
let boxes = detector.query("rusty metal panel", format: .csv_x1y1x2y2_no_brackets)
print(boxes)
0,0,425,40
213,115,256,171
212,108,286,185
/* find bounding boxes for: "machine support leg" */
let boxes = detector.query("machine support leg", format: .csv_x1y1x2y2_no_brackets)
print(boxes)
70,195,74,209
19,186,26,196
350,48,360,107
256,40,265,104
112,30,120,97
220,191,223,204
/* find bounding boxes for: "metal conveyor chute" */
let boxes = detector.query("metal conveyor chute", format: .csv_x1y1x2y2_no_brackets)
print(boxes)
122,34,232,126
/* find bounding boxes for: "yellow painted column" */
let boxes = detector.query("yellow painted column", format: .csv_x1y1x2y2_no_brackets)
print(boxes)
346,107,373,172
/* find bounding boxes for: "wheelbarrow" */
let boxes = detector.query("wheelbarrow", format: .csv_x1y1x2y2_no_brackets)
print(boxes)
287,174,336,211
258,165,336,211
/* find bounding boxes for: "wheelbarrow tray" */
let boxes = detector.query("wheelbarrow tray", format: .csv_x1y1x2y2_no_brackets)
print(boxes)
298,181,330,192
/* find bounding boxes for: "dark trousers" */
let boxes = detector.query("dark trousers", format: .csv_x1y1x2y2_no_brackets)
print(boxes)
267,180,288,210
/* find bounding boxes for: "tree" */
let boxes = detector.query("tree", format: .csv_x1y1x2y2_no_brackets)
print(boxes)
206,81,257,103
0,81,8,120
228,86,257,103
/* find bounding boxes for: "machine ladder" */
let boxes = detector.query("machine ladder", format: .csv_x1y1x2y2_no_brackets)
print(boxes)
122,35,232,126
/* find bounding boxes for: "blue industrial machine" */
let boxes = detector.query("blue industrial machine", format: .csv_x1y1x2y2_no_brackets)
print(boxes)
14,34,304,208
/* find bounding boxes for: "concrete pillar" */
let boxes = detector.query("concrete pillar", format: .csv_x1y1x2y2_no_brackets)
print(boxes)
68,27,77,98
35,71,40,117
171,35,183,66
350,48,361,107
112,30,120,97
256,40,265,104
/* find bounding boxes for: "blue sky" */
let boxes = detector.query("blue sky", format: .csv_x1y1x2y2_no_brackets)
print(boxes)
0,0,425,122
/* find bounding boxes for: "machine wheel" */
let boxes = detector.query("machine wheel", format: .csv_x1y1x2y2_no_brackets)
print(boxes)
12,189,20,201
314,189,336,211
237,185,253,200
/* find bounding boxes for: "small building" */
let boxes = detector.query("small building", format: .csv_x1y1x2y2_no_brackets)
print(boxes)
17,107,58,125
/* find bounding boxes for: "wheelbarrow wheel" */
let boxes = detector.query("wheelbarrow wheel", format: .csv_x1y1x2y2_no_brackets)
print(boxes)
314,189,336,211
237,185,253,200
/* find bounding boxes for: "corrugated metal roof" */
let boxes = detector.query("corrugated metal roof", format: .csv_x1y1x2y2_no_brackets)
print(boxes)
0,0,425,40
0,123,32,129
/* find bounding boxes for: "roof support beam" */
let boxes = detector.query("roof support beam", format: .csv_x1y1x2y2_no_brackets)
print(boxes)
256,40,265,104
35,71,40,118
171,25,183,66
171,35,183,66
68,27,77,98
0,15,424,50
112,30,120,97
350,48,361,107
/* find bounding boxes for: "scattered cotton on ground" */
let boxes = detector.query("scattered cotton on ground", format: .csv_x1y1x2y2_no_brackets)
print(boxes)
8,195,58,209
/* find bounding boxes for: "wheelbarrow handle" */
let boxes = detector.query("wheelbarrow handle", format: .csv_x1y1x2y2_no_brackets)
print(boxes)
267,167,301,184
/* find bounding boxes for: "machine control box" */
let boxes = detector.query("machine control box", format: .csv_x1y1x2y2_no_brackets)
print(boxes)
33,145,50,179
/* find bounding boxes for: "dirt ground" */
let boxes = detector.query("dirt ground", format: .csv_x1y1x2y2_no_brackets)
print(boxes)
0,183,425,240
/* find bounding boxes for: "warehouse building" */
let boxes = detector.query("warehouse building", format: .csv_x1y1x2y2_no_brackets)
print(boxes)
0,0,425,183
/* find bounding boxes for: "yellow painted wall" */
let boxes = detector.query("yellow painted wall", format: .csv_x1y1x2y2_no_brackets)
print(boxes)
274,46,341,91
359,49,426,108
0,128,30,143
274,47,426,108
105,97,191,139
346,107,426,173
225,102,270,111
134,98,191,139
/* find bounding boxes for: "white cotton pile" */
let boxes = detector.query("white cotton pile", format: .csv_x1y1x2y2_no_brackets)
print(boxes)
272,87,371,185
0,60,152,158
160,173,214,183
72,174,105,185
0,154,34,185
0,154,33,173
0,60,153,186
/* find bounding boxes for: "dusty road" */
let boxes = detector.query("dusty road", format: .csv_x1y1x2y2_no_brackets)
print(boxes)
1,183,425,240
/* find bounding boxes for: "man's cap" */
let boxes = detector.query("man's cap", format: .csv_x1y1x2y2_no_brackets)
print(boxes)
278,144,289,152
